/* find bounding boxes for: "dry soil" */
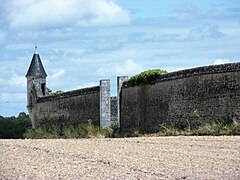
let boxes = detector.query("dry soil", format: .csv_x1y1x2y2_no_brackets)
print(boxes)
0,136,240,179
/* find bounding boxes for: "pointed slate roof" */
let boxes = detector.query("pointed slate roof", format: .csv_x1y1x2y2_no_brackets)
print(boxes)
26,47,47,78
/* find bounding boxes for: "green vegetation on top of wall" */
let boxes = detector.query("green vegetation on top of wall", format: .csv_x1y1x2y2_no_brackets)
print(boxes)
47,88,63,95
128,69,168,86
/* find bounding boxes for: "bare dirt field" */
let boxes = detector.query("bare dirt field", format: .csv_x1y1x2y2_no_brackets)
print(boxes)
0,136,239,180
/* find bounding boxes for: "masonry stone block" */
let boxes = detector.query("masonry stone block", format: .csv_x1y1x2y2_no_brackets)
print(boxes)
100,79,111,128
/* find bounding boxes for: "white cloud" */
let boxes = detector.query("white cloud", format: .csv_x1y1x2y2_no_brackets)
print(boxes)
115,59,143,75
8,74,26,87
96,67,110,78
74,82,98,90
96,59,143,77
188,24,225,41
0,93,26,103
214,59,230,65
6,0,131,30
49,69,65,79
47,69,66,89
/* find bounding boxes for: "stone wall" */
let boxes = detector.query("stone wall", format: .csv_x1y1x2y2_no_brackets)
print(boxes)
117,76,128,127
110,96,117,125
120,63,240,132
32,86,100,127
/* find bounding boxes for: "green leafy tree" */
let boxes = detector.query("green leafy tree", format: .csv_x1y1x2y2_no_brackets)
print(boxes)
0,112,31,139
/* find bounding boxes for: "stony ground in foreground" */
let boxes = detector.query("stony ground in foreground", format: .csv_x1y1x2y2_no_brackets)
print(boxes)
0,136,239,180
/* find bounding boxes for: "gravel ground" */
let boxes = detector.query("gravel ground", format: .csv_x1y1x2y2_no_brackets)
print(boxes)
0,136,239,180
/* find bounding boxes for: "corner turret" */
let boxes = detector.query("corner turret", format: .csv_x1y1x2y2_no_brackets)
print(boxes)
26,46,48,128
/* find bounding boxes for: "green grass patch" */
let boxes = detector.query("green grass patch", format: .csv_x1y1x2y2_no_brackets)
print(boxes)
22,119,240,139
147,120,240,137
24,127,60,139
193,122,240,136
24,121,114,139
1,112,239,139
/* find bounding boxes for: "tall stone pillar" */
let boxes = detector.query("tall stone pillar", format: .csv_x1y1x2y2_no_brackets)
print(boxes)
100,79,111,128
117,76,128,127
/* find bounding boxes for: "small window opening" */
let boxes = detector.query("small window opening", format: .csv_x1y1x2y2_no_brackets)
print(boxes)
41,83,46,96
29,90,33,105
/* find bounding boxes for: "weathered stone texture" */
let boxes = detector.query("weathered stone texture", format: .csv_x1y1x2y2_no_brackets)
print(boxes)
27,78,47,108
100,80,111,128
110,96,117,125
117,76,128,127
33,86,100,127
120,63,240,132
27,61,240,132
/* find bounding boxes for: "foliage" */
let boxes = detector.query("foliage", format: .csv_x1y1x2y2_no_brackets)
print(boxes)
128,69,167,86
47,88,63,95
194,121,240,136
108,124,122,138
24,121,113,139
54,90,63,95
0,112,31,139
20,117,240,139
47,88,52,93
155,119,240,136
62,121,106,138
1,112,239,139
24,127,60,139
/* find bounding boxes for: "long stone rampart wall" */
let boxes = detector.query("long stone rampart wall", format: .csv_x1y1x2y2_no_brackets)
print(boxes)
33,86,100,127
29,62,240,131
120,63,240,132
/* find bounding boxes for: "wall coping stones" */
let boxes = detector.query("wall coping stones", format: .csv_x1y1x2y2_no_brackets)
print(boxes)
37,86,100,102
123,62,240,87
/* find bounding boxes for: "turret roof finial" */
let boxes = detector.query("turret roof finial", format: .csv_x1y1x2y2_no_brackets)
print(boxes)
34,40,38,54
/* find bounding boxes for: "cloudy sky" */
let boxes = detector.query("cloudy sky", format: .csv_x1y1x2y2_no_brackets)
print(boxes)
0,0,240,116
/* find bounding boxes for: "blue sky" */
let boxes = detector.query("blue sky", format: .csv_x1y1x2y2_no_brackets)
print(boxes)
0,0,240,116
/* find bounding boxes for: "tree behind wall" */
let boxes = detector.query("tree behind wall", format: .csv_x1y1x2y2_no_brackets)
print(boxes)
0,112,31,139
